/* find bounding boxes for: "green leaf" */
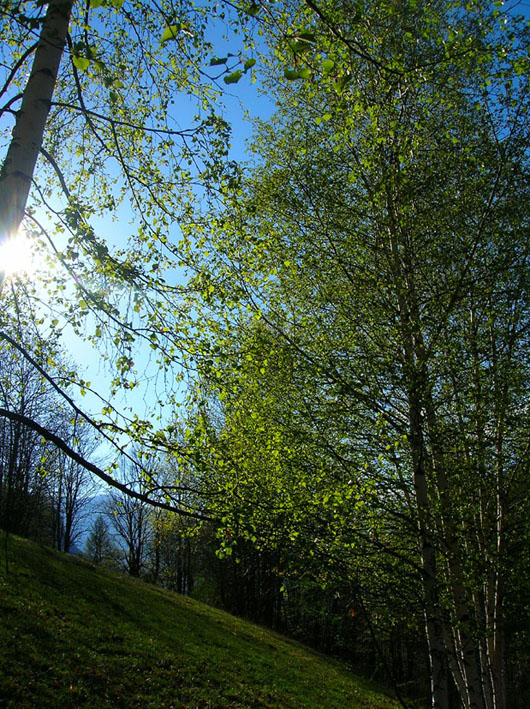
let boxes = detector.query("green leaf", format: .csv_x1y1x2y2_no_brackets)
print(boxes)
322,58,335,74
161,25,180,43
298,68,311,79
284,68,300,80
223,70,243,85
298,31,316,42
244,57,256,72
289,40,313,54
210,56,228,66
72,56,90,71
90,0,105,7
333,74,351,93
246,3,260,16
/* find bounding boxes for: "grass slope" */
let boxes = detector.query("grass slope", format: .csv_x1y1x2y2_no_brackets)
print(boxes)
0,534,399,708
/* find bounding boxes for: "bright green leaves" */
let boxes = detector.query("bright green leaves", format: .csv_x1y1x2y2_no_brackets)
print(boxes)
281,28,339,85
288,31,316,55
244,57,257,71
283,58,337,83
160,16,257,88
160,25,181,43
284,67,311,80
322,58,335,75
224,70,243,85
282,28,336,83
314,112,332,125
71,40,105,73
72,56,90,71
90,0,124,7
222,57,256,85
207,51,257,85
332,73,351,93
160,21,194,44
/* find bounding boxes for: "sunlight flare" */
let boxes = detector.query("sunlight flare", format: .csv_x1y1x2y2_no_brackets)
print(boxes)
0,231,41,278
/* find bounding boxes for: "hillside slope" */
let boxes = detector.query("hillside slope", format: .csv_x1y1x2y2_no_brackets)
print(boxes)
0,534,399,708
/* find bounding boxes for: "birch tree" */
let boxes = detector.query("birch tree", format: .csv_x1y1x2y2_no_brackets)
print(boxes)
0,0,256,514
188,1,530,706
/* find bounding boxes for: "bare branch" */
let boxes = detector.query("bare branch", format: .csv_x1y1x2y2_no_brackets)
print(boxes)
0,406,212,521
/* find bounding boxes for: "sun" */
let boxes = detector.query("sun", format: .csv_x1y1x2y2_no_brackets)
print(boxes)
0,232,41,278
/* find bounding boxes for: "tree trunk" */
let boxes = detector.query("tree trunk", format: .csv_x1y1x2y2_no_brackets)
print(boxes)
384,200,450,707
0,0,74,243
408,392,450,708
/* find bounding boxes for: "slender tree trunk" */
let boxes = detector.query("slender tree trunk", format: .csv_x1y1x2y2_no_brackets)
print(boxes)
54,470,64,550
408,393,450,708
386,194,491,706
0,0,74,243
384,202,450,707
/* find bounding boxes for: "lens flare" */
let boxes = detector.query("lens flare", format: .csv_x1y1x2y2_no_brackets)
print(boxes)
0,232,39,277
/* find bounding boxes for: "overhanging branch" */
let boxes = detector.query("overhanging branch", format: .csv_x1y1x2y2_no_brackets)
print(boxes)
0,407,212,522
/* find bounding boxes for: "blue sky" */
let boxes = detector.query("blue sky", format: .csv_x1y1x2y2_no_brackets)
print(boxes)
47,47,276,471
6,0,529,480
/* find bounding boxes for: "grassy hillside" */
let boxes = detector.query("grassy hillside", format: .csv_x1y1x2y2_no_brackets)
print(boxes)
0,534,399,708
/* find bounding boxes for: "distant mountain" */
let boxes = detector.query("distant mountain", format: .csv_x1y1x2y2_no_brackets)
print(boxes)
73,492,112,552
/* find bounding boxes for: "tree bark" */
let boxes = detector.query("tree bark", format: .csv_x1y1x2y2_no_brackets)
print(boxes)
0,0,74,243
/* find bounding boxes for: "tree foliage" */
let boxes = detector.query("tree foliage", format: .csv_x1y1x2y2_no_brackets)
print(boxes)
187,1,530,706
1,1,529,705
0,0,255,512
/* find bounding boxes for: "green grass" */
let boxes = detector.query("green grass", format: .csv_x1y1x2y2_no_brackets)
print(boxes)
0,534,399,708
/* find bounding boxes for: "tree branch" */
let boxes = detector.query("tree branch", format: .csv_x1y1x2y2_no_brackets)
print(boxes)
0,407,212,521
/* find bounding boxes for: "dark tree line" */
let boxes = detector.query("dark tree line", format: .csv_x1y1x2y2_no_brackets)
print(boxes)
0,337,95,551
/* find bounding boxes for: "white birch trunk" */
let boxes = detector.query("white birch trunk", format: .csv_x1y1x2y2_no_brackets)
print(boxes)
0,0,74,245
